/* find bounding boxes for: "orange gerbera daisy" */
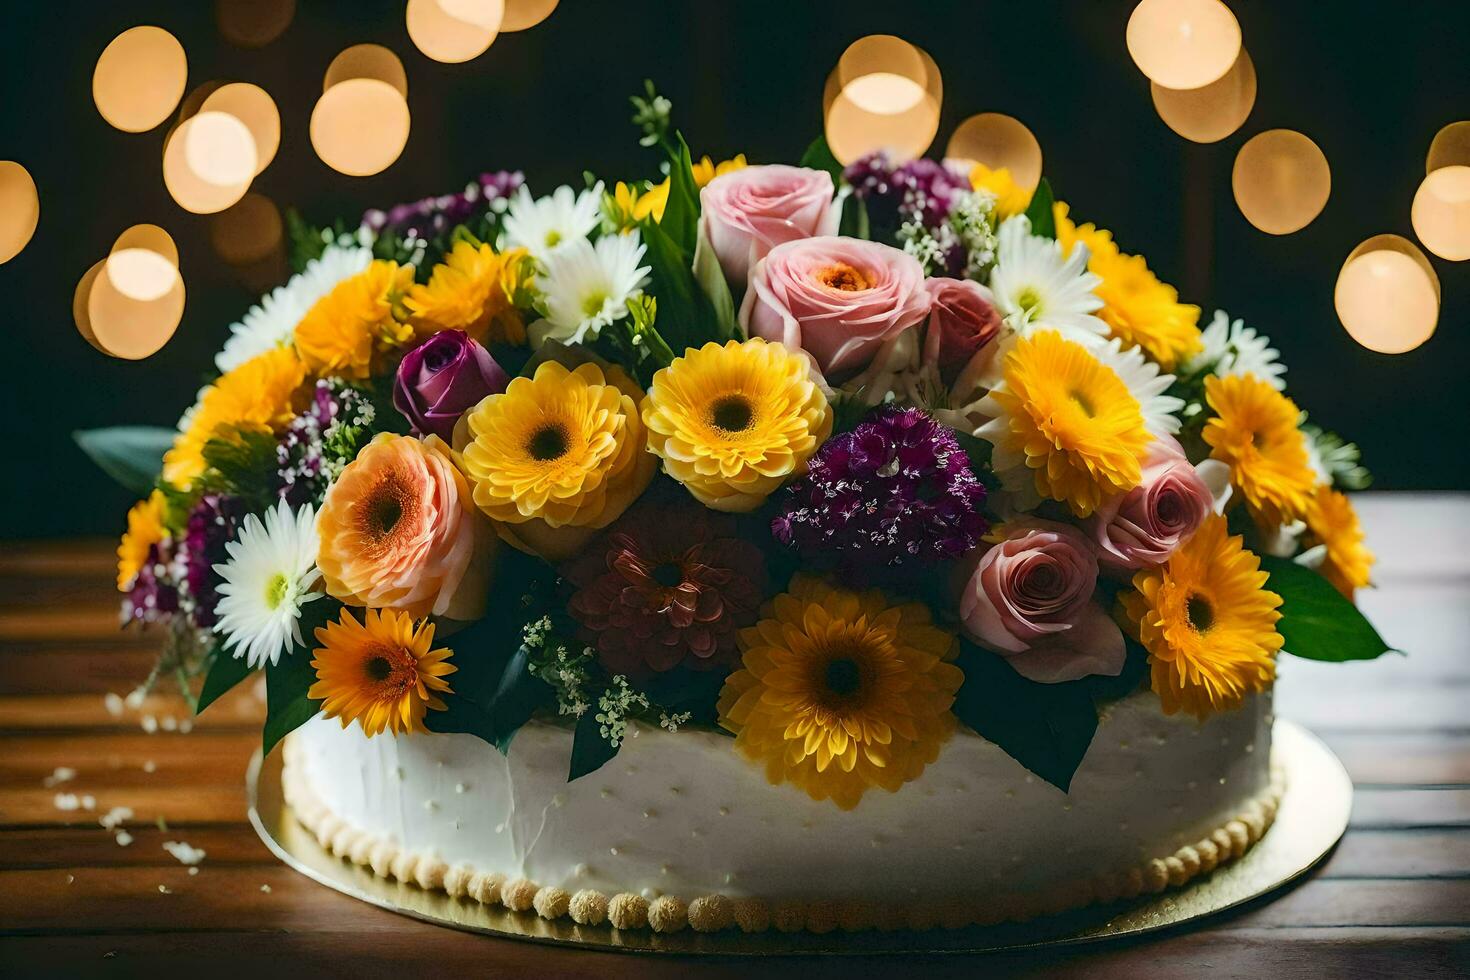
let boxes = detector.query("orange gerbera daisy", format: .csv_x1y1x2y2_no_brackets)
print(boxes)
309,607,456,737
293,260,415,380
1202,374,1317,527
1303,487,1374,597
404,240,530,346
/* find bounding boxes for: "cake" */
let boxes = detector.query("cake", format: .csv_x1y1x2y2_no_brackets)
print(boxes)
283,691,1283,932
87,73,1390,942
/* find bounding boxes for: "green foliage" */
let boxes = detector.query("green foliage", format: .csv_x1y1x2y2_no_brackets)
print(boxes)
569,709,620,780
195,646,253,716
661,134,701,256
639,216,722,356
1023,178,1057,239
838,192,870,240
73,427,175,496
798,135,844,184
630,79,673,153
285,208,328,273
261,600,338,757
692,223,740,339
1260,557,1397,662
199,426,279,511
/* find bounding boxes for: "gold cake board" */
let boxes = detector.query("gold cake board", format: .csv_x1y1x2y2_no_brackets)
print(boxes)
246,719,1349,955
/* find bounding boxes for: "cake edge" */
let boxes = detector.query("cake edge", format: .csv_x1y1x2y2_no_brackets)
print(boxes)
279,733,1288,935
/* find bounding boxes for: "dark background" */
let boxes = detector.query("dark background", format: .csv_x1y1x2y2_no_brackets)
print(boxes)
2,0,1466,540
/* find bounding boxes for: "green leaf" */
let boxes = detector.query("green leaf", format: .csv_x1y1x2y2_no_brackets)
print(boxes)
196,646,253,716
952,640,1099,791
837,191,870,240
691,220,739,341
798,135,843,184
73,427,176,496
568,708,620,781
640,216,715,355
1260,557,1397,662
660,133,701,255
262,650,321,758
1023,177,1056,240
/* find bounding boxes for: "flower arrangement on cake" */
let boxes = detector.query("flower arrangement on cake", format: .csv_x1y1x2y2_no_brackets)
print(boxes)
83,85,1394,934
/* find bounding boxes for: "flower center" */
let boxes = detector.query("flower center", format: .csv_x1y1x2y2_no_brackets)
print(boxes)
651,561,684,588
362,642,417,696
581,290,609,317
1069,389,1096,418
366,494,403,537
1017,286,1044,317
365,655,393,681
709,394,755,433
264,572,289,610
1187,593,1215,633
545,230,562,248
824,657,863,697
527,423,570,461
817,263,872,292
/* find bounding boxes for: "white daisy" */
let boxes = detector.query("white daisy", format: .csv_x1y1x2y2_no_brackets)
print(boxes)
501,182,604,260
212,499,323,669
1093,336,1185,437
530,232,651,347
214,244,372,373
989,214,1108,344
1183,309,1286,391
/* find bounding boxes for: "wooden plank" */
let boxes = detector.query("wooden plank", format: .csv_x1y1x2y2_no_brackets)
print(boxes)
1278,684,1470,733
0,647,163,695
0,784,249,828
1350,789,1470,830
1323,732,1470,786
0,602,146,645
0,688,264,733
1319,829,1470,879
0,825,273,868
0,538,116,577
0,731,256,787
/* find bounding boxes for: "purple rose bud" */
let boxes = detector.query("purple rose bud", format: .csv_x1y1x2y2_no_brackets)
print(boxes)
392,331,509,441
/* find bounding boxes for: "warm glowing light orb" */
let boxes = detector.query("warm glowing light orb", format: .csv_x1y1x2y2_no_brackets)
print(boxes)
837,36,932,115
945,113,1043,191
1232,129,1331,235
211,193,284,266
182,111,259,187
216,0,295,48
436,0,504,29
92,26,188,133
500,0,558,31
163,116,253,214
407,0,501,63
201,83,281,175
1426,121,1470,175
1151,47,1256,143
0,161,40,265
107,225,180,302
87,261,187,360
311,78,412,177
73,260,109,354
824,69,940,167
1411,165,1470,262
1335,235,1439,355
324,44,408,99
1126,0,1242,91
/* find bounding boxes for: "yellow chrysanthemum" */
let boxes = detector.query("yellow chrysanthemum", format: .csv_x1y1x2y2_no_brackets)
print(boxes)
1203,374,1317,527
458,360,655,559
404,241,529,346
1303,487,1374,597
638,154,749,223
309,607,456,738
1119,515,1282,720
983,330,1150,517
116,490,167,591
643,338,832,513
162,347,307,488
717,575,962,810
970,164,1032,219
293,259,416,380
1054,202,1201,370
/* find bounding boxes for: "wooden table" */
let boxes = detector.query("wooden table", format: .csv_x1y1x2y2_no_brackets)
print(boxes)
3,493,1468,977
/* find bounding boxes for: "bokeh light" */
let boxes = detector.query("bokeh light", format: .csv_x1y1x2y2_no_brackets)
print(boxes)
92,26,188,133
86,259,187,360
823,68,940,167
0,161,40,265
163,115,253,214
106,225,179,302
500,0,558,31
311,78,412,177
946,113,1043,191
72,261,109,354
216,0,295,48
837,35,930,115
183,110,258,187
1151,47,1256,143
1231,129,1331,235
324,44,408,99
211,193,284,266
200,84,280,175
407,0,501,63
1411,165,1470,262
1335,235,1439,355
1426,121,1470,174
1126,0,1242,91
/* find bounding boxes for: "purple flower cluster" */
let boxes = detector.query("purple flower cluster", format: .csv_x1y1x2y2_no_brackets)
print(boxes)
362,170,525,239
843,154,995,278
122,541,179,626
182,494,247,628
845,153,969,228
275,380,376,507
772,407,988,571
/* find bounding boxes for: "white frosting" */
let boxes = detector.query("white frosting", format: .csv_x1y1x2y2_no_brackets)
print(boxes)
291,689,1272,904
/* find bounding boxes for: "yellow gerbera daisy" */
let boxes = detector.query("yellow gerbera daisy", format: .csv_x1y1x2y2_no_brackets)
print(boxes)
293,259,415,380
1203,374,1317,527
717,574,962,810
637,154,749,223
1303,487,1374,597
969,164,1032,219
116,490,167,591
1119,515,1282,720
162,346,307,488
643,338,833,513
404,241,530,346
309,607,456,737
458,359,656,560
1053,200,1119,264
977,330,1152,518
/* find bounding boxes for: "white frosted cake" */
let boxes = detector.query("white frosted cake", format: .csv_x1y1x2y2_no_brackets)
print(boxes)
283,690,1282,933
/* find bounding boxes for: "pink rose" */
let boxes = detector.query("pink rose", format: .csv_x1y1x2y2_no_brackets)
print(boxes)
1086,436,1213,572
921,277,1003,389
699,165,839,286
956,520,1125,684
741,237,931,383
